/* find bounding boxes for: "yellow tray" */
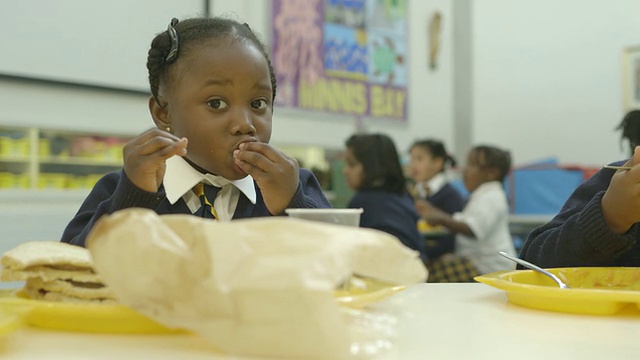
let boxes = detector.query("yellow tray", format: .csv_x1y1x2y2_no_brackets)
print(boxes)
0,309,22,336
475,267,640,315
334,277,405,309
0,278,403,334
0,289,179,334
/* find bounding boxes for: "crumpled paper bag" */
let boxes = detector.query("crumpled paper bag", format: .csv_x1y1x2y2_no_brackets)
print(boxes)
86,208,427,359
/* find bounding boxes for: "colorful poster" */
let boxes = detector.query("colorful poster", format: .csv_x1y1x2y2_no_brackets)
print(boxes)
272,0,408,121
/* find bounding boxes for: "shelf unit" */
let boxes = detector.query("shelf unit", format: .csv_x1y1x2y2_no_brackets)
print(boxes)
0,127,130,189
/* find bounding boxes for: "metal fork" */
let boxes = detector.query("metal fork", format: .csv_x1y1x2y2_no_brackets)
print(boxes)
499,251,570,289
603,165,633,171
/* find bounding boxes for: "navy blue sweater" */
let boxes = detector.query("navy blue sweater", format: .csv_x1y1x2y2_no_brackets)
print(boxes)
519,161,640,267
427,183,466,215
61,168,332,247
422,183,466,259
348,189,427,262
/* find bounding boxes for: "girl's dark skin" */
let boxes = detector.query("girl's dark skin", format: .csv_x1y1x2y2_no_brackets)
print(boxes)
124,38,299,215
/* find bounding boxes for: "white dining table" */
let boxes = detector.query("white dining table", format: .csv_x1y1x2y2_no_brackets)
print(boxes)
3,283,640,360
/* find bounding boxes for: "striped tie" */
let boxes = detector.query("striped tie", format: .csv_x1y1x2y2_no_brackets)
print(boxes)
193,183,219,219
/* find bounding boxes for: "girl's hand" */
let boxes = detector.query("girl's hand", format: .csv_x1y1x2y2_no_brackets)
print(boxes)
122,128,188,192
602,146,640,234
233,142,299,214
415,199,448,225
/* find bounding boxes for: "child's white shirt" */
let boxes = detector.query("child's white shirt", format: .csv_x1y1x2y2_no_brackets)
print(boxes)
162,156,257,221
416,172,447,198
453,181,516,274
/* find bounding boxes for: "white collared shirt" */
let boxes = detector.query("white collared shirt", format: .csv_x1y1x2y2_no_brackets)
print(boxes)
453,181,516,274
426,172,447,195
416,172,448,198
162,156,257,221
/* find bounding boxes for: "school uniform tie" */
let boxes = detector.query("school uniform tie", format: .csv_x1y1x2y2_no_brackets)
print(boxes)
193,183,220,219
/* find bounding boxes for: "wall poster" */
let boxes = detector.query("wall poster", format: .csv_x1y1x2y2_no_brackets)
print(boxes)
271,0,408,121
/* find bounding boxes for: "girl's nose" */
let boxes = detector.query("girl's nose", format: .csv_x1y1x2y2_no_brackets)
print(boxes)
230,109,256,135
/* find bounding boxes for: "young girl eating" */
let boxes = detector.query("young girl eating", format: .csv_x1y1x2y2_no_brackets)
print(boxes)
409,139,466,260
408,139,465,214
61,17,331,247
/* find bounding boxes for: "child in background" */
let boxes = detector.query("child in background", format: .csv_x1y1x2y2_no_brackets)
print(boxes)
408,139,466,214
616,110,640,156
61,17,331,247
409,139,466,259
416,145,515,281
342,134,427,263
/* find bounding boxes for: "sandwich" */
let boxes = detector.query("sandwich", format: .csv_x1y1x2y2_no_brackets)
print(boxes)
1,241,115,303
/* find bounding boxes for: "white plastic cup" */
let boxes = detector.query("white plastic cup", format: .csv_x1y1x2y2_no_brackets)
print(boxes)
285,208,363,227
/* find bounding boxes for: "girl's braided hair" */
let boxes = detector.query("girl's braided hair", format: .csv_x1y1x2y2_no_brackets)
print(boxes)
146,17,277,105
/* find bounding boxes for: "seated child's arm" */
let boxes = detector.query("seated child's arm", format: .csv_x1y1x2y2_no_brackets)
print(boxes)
285,168,333,210
519,164,640,268
415,199,474,237
60,171,165,247
62,129,185,247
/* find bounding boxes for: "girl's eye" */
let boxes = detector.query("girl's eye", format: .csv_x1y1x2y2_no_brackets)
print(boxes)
207,99,228,110
251,99,268,110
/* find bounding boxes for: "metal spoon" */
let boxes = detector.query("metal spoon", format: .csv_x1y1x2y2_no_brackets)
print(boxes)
499,251,570,289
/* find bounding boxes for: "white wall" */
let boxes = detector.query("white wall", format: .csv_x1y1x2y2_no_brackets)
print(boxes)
0,79,150,134
472,0,640,165
0,0,204,92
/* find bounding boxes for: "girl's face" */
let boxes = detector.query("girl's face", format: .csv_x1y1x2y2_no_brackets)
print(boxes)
342,147,364,190
409,146,442,183
157,38,273,180
462,149,492,192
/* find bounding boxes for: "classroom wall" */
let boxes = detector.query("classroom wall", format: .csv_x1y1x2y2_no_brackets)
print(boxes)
2,1,639,167
0,0,456,156
2,0,638,245
472,0,640,165
0,0,456,243
187,0,457,153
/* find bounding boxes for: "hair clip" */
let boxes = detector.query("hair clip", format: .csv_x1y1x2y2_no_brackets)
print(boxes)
165,18,180,63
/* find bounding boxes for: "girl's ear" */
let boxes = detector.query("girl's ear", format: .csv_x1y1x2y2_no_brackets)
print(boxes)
433,156,445,171
148,96,170,129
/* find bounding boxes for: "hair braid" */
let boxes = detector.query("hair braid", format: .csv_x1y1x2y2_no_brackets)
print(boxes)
146,31,172,103
146,17,277,105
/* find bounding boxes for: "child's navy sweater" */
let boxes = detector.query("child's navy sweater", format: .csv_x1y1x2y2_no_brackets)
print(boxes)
61,168,332,247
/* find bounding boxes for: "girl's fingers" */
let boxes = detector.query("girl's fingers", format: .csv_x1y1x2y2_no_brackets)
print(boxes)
129,136,187,159
234,157,264,179
141,136,187,158
238,142,285,163
234,149,271,173
130,127,183,145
